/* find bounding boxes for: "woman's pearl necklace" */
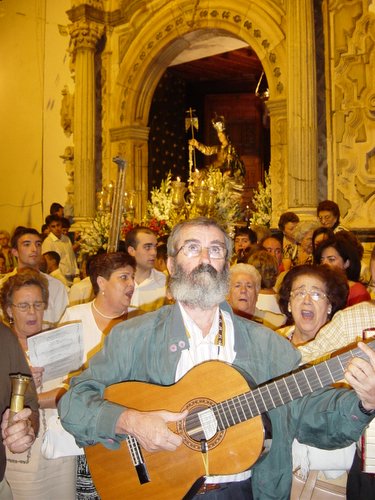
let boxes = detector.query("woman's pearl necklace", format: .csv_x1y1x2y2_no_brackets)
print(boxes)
92,300,127,319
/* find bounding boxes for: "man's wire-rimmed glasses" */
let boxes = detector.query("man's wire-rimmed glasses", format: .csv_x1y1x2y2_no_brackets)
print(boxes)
175,242,227,259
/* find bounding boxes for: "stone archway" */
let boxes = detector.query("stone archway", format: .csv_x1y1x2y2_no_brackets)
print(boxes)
108,2,289,222
69,0,318,226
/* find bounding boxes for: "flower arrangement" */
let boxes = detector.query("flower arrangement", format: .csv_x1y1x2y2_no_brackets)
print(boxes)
144,167,243,236
120,217,168,240
205,169,244,235
79,211,111,256
146,172,174,225
249,171,272,227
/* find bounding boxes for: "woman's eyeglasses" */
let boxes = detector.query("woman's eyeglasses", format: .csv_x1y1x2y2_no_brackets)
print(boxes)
11,301,46,312
290,289,327,302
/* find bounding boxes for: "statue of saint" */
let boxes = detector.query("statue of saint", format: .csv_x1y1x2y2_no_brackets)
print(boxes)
189,115,245,179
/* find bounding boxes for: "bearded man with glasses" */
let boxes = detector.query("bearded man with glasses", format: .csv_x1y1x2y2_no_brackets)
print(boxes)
59,217,375,500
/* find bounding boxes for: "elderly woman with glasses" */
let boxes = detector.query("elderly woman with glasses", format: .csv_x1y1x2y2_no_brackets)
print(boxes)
317,200,347,233
277,264,348,346
0,267,76,499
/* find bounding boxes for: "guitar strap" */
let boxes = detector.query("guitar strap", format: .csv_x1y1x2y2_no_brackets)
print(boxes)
214,311,225,355
184,310,226,357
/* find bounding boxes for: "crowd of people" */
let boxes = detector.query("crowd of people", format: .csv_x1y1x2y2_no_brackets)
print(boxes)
1,199,375,500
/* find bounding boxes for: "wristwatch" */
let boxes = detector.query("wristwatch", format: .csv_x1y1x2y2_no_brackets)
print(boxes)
359,400,375,416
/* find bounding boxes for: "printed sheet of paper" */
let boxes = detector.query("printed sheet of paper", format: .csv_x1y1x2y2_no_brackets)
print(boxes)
27,322,84,382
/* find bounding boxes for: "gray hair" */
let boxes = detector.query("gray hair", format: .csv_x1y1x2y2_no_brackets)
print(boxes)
229,263,261,292
294,220,320,244
167,217,233,261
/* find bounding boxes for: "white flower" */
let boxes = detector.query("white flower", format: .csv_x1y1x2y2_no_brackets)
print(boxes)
250,172,272,227
79,212,111,256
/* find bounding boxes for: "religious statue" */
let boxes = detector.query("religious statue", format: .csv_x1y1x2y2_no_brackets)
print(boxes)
60,146,75,219
188,115,245,179
60,85,74,137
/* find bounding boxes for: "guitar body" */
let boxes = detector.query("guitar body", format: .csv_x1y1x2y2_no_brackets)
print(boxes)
85,361,265,499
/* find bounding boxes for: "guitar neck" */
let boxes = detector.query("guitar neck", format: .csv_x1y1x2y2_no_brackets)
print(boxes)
212,339,375,431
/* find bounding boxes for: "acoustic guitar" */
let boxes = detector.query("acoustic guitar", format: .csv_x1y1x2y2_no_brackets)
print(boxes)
85,340,375,499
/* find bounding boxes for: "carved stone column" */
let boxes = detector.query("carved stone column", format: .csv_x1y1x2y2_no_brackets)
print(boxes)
68,19,104,227
287,0,318,217
266,98,287,227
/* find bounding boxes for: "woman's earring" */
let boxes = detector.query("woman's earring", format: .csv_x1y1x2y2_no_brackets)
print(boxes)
328,306,332,315
287,303,292,313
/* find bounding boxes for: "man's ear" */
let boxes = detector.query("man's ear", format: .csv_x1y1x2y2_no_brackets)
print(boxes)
344,259,350,269
11,248,18,259
127,246,136,257
167,256,175,275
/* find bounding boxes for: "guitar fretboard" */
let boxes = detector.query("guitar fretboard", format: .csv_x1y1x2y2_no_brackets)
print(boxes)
186,340,375,433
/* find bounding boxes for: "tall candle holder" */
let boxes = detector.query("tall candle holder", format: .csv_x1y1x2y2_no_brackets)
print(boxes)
105,183,114,211
170,179,187,225
96,190,105,212
192,185,209,217
171,179,187,209
207,187,217,217
127,191,136,222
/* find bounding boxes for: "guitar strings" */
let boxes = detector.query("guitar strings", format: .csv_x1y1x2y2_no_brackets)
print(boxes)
183,345,368,437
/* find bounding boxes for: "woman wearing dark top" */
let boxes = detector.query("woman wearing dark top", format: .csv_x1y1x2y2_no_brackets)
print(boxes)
315,233,371,306
0,323,39,498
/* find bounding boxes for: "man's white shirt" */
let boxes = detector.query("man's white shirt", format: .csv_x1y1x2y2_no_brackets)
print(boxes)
130,268,166,312
42,233,78,279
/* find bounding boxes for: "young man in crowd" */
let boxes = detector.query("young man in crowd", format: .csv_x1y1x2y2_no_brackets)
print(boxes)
125,227,166,312
232,227,257,263
42,215,79,285
261,235,284,273
59,217,375,499
42,251,70,289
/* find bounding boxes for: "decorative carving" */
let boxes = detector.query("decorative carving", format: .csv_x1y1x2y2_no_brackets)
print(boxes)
60,146,75,219
327,4,375,228
118,5,285,124
71,0,104,8
69,19,104,54
60,85,74,137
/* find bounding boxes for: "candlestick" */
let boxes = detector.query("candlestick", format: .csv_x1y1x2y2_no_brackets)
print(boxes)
171,179,186,209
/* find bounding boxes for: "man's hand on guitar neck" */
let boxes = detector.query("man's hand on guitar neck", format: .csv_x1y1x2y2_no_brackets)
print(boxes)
345,342,375,413
115,408,188,452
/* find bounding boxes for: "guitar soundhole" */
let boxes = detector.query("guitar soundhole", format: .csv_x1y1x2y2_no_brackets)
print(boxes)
176,397,225,451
